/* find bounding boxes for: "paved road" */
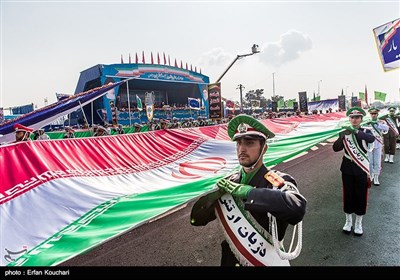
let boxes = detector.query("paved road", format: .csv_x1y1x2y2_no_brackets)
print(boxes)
62,139,400,266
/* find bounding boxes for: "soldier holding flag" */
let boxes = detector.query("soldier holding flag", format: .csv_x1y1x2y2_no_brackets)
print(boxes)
366,107,388,185
13,124,33,143
190,115,306,266
380,106,400,163
333,107,375,236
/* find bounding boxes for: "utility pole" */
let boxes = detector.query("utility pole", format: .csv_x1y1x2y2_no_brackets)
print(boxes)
318,80,322,98
272,72,276,98
237,84,245,113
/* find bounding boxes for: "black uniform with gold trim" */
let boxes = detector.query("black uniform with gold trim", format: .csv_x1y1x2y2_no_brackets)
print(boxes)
223,166,305,265
190,114,306,266
380,107,400,161
332,107,375,237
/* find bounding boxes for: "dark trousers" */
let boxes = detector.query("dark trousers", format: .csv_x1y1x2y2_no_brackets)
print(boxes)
384,133,397,155
342,173,369,215
220,240,240,266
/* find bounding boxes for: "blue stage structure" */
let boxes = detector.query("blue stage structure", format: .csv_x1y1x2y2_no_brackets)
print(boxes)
74,60,210,126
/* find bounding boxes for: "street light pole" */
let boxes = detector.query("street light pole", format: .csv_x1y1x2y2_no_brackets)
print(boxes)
237,84,245,113
215,44,260,83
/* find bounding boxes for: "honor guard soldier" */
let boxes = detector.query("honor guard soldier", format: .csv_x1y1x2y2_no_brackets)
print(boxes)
380,106,400,163
33,128,51,140
190,114,306,266
366,108,388,185
13,124,33,143
333,107,375,236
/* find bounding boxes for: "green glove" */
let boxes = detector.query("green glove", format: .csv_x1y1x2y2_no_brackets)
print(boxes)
216,178,254,199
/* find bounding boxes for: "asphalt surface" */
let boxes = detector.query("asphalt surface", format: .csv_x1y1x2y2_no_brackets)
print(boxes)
61,139,400,267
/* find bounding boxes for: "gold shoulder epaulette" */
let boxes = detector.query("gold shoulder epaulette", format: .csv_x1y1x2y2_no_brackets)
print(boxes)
264,170,285,188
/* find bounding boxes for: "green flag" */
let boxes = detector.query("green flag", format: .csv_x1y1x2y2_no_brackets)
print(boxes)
359,92,365,101
315,95,321,101
136,94,143,111
277,99,285,108
374,91,387,102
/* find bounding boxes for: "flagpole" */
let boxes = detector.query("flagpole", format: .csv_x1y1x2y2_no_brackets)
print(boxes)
78,101,90,131
91,102,94,127
126,80,132,126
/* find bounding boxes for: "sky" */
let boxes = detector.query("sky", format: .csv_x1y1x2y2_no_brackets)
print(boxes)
1,0,400,110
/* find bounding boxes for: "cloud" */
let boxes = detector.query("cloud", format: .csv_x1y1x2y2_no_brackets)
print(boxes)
197,47,233,67
259,29,312,68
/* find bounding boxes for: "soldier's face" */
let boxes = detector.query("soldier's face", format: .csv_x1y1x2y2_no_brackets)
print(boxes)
349,115,362,127
236,137,264,167
370,112,378,120
15,131,25,141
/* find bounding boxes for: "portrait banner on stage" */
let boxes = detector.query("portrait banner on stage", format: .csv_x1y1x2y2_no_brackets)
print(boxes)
338,95,346,110
110,100,118,125
373,18,400,71
298,91,308,112
145,91,155,121
208,83,222,119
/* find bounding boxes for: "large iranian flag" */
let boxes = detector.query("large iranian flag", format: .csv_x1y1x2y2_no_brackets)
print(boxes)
1,113,347,266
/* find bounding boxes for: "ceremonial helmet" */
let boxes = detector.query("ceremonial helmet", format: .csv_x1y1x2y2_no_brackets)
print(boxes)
14,124,34,133
228,114,275,141
346,107,366,117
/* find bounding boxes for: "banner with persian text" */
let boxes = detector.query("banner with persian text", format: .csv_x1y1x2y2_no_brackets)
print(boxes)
208,83,222,119
373,18,400,71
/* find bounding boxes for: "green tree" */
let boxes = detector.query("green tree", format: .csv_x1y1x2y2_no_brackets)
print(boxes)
271,95,284,102
244,89,269,108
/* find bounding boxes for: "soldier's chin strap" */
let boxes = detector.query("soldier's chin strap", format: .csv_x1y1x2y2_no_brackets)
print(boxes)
243,142,267,171
21,131,29,141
